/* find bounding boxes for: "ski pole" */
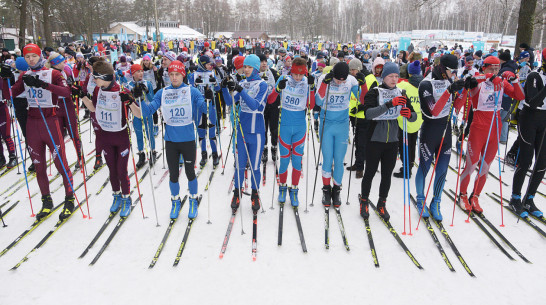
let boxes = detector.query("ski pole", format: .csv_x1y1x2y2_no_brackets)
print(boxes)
402,118,408,235
450,92,470,226
305,86,312,213
6,79,34,217
7,99,20,174
311,84,330,207
494,108,505,227
221,129,233,175
230,90,245,235
345,112,356,206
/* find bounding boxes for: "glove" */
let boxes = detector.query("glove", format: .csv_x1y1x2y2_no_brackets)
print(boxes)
221,77,229,88
204,87,214,100
462,69,469,76
71,84,84,98
322,71,334,84
236,74,243,82
132,84,144,98
234,84,243,93
448,79,465,94
261,73,269,81
490,75,502,88
400,107,411,118
277,78,287,90
465,77,478,89
120,91,134,105
195,76,203,84
0,64,14,79
389,96,407,107
307,74,315,85
116,69,124,77
355,72,365,86
209,75,216,83
350,107,357,115
189,66,197,73
226,77,237,91
22,74,48,88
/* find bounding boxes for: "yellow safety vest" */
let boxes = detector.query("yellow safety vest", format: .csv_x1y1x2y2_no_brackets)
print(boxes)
396,81,423,134
365,74,378,90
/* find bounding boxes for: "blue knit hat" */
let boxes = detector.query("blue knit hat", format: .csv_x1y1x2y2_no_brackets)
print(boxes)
16,56,29,71
243,54,260,72
408,61,421,75
381,62,400,78
198,55,212,70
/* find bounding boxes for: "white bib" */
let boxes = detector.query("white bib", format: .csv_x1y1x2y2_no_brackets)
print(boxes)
239,79,264,114
373,87,402,120
87,78,97,97
25,70,54,108
160,87,193,126
281,76,308,112
325,79,352,112
193,71,217,95
425,76,452,118
475,81,503,112
95,89,125,131
163,69,171,87
143,69,157,90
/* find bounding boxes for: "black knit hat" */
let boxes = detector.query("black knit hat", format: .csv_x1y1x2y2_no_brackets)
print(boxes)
333,62,350,81
440,54,458,70
498,51,511,62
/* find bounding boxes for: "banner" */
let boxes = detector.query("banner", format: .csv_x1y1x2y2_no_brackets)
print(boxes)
398,37,411,51
473,41,485,52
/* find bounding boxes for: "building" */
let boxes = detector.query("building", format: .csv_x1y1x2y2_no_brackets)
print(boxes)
94,21,205,42
0,28,29,50
213,31,270,40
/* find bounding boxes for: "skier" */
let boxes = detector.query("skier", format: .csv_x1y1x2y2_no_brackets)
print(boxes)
509,48,546,217
457,56,525,213
136,60,208,219
0,64,18,169
358,62,417,220
266,57,315,206
260,53,280,163
81,60,140,217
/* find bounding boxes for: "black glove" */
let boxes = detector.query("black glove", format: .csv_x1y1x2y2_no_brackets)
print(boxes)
71,84,84,98
195,76,203,84
221,77,229,88
355,72,365,86
235,74,243,82
226,77,237,91
448,79,465,94
0,64,14,79
307,74,315,85
323,71,334,84
23,74,48,88
277,78,287,91
208,75,216,83
350,107,357,115
189,66,197,73
261,73,268,81
467,77,478,89
462,69,469,76
235,84,243,93
120,91,134,105
132,84,144,98
205,87,214,100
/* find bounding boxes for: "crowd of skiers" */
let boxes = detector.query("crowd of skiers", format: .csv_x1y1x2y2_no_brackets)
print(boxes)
0,38,544,227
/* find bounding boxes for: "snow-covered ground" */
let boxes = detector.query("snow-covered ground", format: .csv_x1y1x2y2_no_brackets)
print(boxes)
1,110,545,305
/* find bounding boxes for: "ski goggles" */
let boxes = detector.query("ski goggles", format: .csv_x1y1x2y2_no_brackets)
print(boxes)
445,67,458,74
92,71,114,81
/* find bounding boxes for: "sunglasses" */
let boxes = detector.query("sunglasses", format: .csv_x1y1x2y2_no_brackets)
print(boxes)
445,67,458,74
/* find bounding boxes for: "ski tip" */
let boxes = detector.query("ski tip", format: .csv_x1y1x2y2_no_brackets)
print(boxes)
219,254,224,259
252,256,256,261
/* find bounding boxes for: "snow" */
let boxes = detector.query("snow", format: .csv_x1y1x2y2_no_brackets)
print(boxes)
1,111,546,305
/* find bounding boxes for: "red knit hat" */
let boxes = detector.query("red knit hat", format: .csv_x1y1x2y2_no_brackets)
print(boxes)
23,43,41,56
168,60,186,77
234,56,245,70
130,64,143,74
182,47,188,52
204,41,210,48
483,56,500,66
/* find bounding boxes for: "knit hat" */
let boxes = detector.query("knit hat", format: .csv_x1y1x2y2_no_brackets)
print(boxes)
119,56,127,63
329,57,340,66
519,43,530,49
76,52,84,58
474,50,483,58
408,60,421,75
519,51,530,59
279,48,287,54
381,62,400,78
317,62,326,68
465,55,474,62
23,43,41,56
440,54,458,70
243,54,260,72
198,55,212,70
168,60,186,77
130,64,143,74
498,51,511,62
48,52,65,66
348,58,362,71
233,56,245,70
204,41,210,48
15,57,29,71
164,51,176,62
333,62,350,81
142,54,152,61
182,47,188,52
483,56,500,66
372,57,385,71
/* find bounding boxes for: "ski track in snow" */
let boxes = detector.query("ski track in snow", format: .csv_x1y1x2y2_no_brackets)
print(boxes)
1,109,545,305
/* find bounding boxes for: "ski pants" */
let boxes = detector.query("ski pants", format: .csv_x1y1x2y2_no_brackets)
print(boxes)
99,129,130,195
415,121,451,203
353,119,369,171
0,102,15,156
320,120,349,186
234,129,264,190
27,115,73,197
361,141,397,199
57,98,82,159
197,103,218,153
133,115,155,152
13,98,28,138
166,140,197,196
512,109,546,197
91,112,104,158
264,102,279,147
278,124,306,186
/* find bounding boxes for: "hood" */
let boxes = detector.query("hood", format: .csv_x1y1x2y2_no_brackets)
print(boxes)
408,74,424,88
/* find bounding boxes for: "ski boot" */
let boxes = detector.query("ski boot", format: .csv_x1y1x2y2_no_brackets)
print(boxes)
278,184,288,204
415,195,429,218
332,185,342,208
6,153,17,169
524,195,543,217
170,196,183,219
288,186,299,207
136,151,146,169
458,193,472,211
83,109,90,119
188,195,199,219
469,194,483,214
505,152,516,167
509,194,528,217
314,120,319,132
393,166,412,178
119,195,133,217
36,194,54,221
93,156,103,171
231,189,240,211
28,162,36,173
153,125,159,137
356,170,363,179
429,198,442,221
271,146,277,162
110,192,122,213
200,151,208,168
262,146,268,163
322,185,332,207
74,156,82,170
0,154,5,169
212,152,219,168
59,195,75,221
149,151,158,167
346,164,359,171
251,189,260,212
377,197,390,222
359,195,369,219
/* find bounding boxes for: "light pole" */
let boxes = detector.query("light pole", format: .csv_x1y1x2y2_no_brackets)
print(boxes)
153,0,160,42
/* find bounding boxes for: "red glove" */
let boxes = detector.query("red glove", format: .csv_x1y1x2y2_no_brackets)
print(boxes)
120,91,134,105
501,71,515,80
391,96,407,107
400,107,411,118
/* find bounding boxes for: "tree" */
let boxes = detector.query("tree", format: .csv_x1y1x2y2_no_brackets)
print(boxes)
514,0,538,57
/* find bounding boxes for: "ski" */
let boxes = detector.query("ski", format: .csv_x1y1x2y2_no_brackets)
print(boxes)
73,163,107,193
219,209,237,259
363,219,379,268
324,207,329,249
278,202,284,246
489,193,546,239
172,195,203,266
154,169,170,189
450,150,509,186
409,196,454,272
444,190,515,260
4,173,38,199
369,200,423,269
432,219,475,276
204,167,217,191
293,206,307,252
89,193,143,265
148,195,188,268
262,161,266,186
0,200,20,219
252,211,258,261
0,203,64,257
10,195,91,270
334,207,350,251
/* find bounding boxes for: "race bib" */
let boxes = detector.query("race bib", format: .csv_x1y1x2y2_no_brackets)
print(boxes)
239,79,264,114
163,70,171,87
373,87,401,120
160,87,193,126
428,78,452,118
95,89,124,131
325,79,352,111
143,69,157,90
476,81,502,112
281,77,308,112
25,70,54,108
